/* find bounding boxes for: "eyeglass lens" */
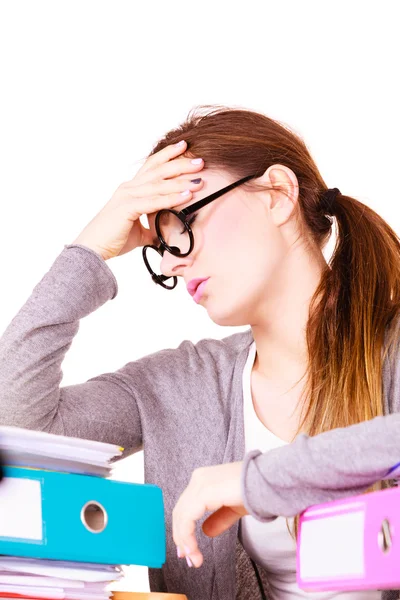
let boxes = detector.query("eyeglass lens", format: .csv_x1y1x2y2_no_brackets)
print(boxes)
143,211,190,280
157,210,191,254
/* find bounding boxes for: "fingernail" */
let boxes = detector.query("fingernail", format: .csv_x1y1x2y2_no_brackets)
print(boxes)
186,556,193,567
177,546,182,558
181,190,190,197
191,158,203,164
190,178,202,184
175,140,186,146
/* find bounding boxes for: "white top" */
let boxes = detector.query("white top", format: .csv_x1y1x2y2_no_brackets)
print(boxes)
240,342,380,600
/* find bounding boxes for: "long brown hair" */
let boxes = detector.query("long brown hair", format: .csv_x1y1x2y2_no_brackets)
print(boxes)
150,105,400,538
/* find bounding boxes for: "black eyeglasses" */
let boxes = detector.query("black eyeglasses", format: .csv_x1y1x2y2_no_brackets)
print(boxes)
142,174,257,289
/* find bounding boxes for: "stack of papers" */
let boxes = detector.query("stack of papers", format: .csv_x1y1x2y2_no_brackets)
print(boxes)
0,426,123,476
0,427,123,600
0,556,122,600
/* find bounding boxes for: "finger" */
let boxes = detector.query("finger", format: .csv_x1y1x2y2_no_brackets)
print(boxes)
123,183,206,221
176,545,204,569
173,501,197,554
137,140,188,176
126,189,196,219
174,500,210,568
134,176,204,199
185,547,204,568
151,157,204,181
173,497,199,567
176,540,204,568
202,506,242,538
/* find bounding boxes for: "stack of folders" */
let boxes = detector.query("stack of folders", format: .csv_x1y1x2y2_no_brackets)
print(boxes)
297,484,400,592
0,426,166,600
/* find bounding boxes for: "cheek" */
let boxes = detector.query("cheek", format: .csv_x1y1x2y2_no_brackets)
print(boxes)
202,212,243,272
207,206,249,246
205,209,265,268
204,210,284,299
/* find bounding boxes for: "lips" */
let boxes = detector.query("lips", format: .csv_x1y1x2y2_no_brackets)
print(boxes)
187,277,210,299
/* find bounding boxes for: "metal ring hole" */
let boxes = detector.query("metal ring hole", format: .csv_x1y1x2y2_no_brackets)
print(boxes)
81,501,108,534
377,518,392,553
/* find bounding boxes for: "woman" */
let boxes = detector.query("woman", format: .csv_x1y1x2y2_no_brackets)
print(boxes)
1,106,400,600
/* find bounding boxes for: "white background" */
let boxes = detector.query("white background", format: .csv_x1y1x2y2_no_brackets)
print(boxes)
1,0,399,592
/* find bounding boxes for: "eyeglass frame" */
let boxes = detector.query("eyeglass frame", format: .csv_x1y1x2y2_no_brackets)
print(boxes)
142,173,258,289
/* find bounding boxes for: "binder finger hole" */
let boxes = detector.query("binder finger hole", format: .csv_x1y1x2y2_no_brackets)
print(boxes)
377,518,392,553
81,501,108,533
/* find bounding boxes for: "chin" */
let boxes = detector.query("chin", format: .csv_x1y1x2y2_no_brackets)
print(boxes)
205,298,251,327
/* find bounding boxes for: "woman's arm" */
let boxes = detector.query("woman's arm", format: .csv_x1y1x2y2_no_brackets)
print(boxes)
0,244,141,449
171,413,400,567
242,412,400,522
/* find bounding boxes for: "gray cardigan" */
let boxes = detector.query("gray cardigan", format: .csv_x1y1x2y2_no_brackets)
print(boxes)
0,244,400,600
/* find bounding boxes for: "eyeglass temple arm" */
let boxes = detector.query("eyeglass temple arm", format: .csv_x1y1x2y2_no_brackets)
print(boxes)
179,174,258,217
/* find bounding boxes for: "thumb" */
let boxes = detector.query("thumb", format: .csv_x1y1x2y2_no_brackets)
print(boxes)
202,506,243,538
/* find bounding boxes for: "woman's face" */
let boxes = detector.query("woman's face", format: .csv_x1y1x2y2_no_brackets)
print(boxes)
149,169,294,327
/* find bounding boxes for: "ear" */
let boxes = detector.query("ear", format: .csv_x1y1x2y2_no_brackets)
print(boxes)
258,164,299,226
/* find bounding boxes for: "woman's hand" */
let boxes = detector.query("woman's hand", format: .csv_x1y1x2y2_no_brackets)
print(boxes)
73,140,204,261
172,461,247,568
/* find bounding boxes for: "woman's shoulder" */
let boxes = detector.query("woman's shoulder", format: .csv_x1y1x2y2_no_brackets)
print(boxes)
112,330,254,412
179,328,254,365
128,329,254,381
194,328,254,353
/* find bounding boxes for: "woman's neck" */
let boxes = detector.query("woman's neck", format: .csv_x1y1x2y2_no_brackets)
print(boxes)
251,247,326,385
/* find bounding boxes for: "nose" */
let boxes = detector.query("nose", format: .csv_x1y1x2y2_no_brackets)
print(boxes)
160,248,193,279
